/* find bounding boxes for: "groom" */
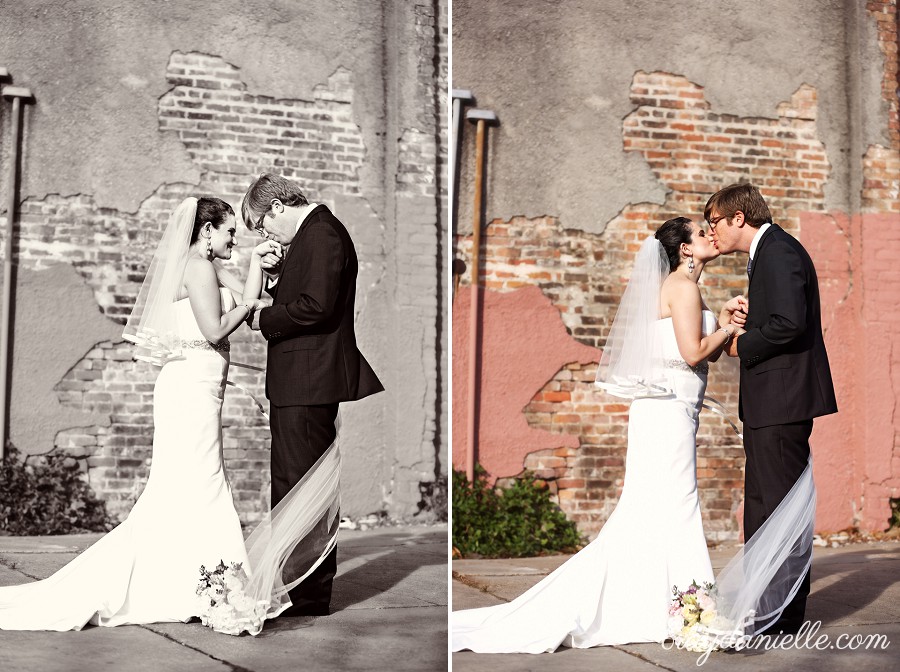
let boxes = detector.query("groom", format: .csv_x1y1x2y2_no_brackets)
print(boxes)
705,183,837,634
241,173,384,616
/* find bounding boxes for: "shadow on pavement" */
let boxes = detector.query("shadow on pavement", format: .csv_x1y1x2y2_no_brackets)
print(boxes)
806,548,899,625
331,530,445,612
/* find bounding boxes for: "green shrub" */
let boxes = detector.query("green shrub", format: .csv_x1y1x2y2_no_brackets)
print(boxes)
452,466,585,558
0,442,113,535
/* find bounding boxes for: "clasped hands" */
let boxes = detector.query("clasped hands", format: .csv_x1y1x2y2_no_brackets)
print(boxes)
253,239,284,271
719,295,748,357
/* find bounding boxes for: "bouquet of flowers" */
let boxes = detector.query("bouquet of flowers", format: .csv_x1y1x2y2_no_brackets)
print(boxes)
666,580,720,653
196,560,268,636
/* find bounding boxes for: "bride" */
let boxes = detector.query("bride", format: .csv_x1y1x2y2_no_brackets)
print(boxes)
0,196,340,634
452,216,746,653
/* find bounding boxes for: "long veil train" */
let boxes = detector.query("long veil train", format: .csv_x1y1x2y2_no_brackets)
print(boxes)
709,456,815,643
240,417,342,631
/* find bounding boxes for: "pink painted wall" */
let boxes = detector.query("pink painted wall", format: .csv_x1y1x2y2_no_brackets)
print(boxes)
451,285,599,480
801,212,900,533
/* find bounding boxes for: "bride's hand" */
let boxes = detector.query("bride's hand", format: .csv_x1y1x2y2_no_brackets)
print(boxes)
719,295,747,328
723,294,747,314
254,241,284,272
254,240,283,258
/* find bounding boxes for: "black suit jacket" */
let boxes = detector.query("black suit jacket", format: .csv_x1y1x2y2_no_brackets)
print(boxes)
259,205,384,407
736,224,837,429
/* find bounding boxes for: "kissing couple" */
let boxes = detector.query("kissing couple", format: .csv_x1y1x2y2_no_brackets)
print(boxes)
0,174,383,635
452,183,837,654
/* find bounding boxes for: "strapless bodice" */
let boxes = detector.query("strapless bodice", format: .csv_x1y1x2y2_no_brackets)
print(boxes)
172,287,234,351
655,309,717,362
656,310,717,374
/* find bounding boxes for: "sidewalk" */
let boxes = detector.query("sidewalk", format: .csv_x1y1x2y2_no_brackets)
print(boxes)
453,540,900,671
0,524,448,672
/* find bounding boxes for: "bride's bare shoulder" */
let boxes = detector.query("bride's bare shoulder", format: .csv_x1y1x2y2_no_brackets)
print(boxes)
183,256,215,278
661,273,698,296
660,273,701,316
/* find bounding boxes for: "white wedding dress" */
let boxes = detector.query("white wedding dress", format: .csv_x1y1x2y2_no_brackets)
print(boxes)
452,310,718,653
0,289,252,630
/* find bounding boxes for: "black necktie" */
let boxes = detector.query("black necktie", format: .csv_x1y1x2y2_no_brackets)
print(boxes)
747,257,753,277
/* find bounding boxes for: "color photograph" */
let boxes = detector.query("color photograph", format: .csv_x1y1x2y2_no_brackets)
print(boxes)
451,1,900,670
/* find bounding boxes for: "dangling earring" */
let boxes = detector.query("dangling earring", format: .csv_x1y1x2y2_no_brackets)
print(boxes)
687,256,695,273
206,237,213,259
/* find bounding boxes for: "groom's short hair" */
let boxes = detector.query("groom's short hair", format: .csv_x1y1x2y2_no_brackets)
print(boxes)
241,174,309,229
704,183,772,228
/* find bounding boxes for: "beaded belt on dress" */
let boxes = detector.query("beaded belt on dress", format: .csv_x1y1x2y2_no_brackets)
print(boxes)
181,338,230,353
663,359,708,375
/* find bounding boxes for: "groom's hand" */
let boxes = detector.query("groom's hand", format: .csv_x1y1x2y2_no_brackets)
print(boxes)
260,248,283,272
248,309,262,331
721,295,748,330
724,328,744,357
730,309,747,328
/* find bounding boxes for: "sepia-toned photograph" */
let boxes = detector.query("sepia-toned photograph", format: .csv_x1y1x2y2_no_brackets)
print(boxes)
451,1,900,670
0,1,447,670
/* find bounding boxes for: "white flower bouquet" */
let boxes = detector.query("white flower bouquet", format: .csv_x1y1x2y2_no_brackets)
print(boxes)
196,560,268,636
666,580,720,653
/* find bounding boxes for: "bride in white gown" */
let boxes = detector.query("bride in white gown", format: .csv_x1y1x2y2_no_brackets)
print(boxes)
0,196,340,634
452,217,746,653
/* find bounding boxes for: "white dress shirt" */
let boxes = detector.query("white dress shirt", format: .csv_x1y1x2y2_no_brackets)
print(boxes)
749,222,772,261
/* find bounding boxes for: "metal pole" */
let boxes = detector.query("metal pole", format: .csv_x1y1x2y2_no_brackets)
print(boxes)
0,85,34,459
464,108,497,482
451,90,475,304
451,89,474,236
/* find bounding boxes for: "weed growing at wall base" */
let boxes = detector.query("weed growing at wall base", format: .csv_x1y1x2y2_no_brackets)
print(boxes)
452,466,586,558
0,442,113,535
417,475,448,522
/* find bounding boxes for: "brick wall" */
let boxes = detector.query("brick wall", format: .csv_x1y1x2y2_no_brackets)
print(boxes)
1,46,435,525
863,0,900,213
388,0,449,510
456,72,835,543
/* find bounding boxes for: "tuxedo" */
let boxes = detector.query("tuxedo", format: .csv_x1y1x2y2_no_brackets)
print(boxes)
737,224,837,428
260,204,384,406
259,204,383,613
736,223,836,631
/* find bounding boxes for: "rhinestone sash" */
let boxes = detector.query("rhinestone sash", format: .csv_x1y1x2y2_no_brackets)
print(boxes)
181,338,230,353
663,359,708,375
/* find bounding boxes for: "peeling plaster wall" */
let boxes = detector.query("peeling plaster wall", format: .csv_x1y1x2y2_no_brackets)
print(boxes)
0,0,386,214
10,265,123,457
453,0,900,540
453,0,885,234
0,0,447,523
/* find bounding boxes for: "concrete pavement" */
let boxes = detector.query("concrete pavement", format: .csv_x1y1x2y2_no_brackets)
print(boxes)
0,524,448,672
452,540,900,671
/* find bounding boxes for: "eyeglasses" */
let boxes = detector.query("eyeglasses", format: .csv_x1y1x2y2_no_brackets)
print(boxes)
706,215,727,229
253,212,269,238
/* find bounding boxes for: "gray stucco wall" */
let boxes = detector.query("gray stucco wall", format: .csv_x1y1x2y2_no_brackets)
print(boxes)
453,0,887,233
0,0,386,214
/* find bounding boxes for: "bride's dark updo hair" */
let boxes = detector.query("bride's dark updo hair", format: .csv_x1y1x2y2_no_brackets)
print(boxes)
190,197,235,244
654,217,693,272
